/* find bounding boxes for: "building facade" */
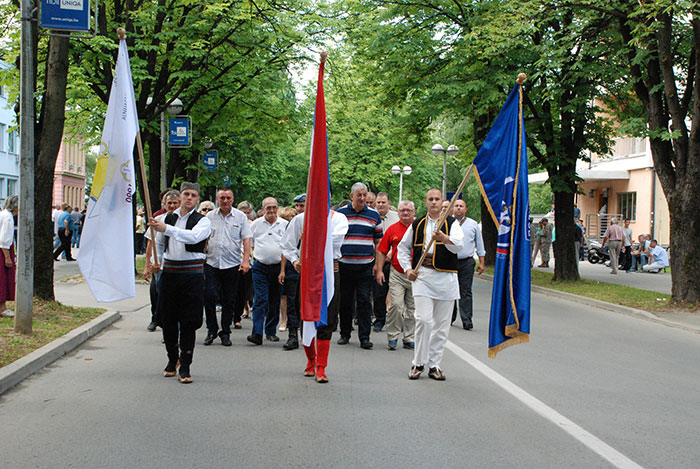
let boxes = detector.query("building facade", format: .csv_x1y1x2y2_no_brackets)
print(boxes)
529,136,670,245
53,138,87,210
0,60,20,207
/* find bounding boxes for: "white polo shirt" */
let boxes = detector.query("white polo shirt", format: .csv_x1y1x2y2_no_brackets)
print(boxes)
250,216,288,265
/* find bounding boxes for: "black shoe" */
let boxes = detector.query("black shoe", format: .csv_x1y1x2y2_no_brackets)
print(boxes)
147,322,157,332
337,336,350,345
220,334,232,346
178,366,193,384
234,322,242,329
203,332,216,346
283,329,299,350
66,258,76,261
463,320,473,330
247,334,263,345
372,323,384,333
266,334,280,342
360,340,373,350
163,360,178,377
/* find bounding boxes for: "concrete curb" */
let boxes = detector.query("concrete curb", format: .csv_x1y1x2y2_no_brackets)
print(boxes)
0,310,121,396
477,276,700,335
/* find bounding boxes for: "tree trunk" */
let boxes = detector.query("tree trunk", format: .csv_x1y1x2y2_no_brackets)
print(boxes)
552,190,580,281
667,188,700,303
33,35,70,300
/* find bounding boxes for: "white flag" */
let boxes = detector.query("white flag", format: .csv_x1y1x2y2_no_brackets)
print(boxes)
78,38,138,302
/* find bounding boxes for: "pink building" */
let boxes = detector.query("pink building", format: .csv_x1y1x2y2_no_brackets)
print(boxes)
529,136,670,245
53,138,87,210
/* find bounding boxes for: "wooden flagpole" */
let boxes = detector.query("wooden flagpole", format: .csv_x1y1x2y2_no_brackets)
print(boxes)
413,164,475,274
118,27,158,265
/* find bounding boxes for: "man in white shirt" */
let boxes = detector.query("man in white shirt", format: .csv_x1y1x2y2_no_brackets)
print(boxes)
247,197,288,345
372,192,399,332
202,187,252,346
149,182,211,384
643,240,670,273
451,199,485,330
397,188,464,381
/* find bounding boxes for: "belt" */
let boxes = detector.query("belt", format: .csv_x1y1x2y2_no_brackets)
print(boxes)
163,258,205,274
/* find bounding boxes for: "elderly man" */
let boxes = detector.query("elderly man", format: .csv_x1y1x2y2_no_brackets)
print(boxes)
149,182,211,384
337,182,383,349
376,200,416,350
601,217,625,274
280,209,348,382
144,190,180,332
451,199,485,330
397,188,464,381
642,239,669,273
372,192,399,332
203,187,252,346
247,197,289,345
366,191,377,210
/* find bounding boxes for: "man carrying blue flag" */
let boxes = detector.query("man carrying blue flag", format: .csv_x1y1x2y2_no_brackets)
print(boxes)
397,188,464,381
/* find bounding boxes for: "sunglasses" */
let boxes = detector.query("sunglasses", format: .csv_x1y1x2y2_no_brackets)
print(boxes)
201,207,213,212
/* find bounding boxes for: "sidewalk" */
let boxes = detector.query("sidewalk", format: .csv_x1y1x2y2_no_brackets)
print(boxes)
531,251,672,295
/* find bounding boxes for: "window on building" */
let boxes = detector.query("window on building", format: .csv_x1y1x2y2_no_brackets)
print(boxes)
8,129,17,153
7,179,17,197
0,84,4,97
618,192,637,221
0,123,5,151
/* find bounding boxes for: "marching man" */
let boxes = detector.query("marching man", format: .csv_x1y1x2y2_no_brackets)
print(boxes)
397,188,464,381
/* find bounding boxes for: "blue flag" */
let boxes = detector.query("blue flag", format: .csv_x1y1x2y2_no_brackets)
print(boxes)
473,83,531,358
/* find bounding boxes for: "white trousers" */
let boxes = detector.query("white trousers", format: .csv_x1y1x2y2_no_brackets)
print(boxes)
413,296,453,369
643,262,665,273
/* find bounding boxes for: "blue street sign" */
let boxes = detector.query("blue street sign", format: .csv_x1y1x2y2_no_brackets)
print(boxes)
168,117,191,147
203,151,218,171
40,0,91,31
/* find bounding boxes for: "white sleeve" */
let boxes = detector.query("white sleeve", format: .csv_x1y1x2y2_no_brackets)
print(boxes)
397,225,414,272
331,212,349,252
164,216,211,244
0,213,13,249
280,216,302,263
445,219,464,254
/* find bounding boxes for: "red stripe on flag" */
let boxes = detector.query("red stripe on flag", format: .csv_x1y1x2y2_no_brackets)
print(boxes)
300,60,328,322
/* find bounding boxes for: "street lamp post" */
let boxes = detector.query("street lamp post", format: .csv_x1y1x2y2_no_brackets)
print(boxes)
431,143,459,198
391,165,412,202
148,97,183,191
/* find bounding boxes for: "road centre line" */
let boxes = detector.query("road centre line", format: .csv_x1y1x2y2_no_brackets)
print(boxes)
446,341,644,469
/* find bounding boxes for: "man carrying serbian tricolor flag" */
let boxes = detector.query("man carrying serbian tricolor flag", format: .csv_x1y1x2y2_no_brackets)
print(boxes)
78,29,138,303
473,73,531,358
279,51,348,383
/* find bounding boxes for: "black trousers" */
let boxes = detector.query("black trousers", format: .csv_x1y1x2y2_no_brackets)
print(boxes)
53,230,74,260
234,269,254,323
373,262,390,326
158,270,204,358
453,257,476,325
339,262,373,342
204,264,241,336
282,263,299,329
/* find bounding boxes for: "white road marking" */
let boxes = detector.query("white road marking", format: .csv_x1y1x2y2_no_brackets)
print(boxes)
446,341,645,469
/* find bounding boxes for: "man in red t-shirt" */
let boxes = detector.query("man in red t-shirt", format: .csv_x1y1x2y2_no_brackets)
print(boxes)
375,200,416,350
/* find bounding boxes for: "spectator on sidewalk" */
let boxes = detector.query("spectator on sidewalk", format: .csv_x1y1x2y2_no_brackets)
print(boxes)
0,196,18,318
621,219,633,272
601,218,625,274
642,240,670,273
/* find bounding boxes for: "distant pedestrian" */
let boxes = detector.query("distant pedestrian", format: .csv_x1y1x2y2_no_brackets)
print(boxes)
538,218,553,267
53,204,76,261
601,218,625,274
642,240,669,273
0,195,18,318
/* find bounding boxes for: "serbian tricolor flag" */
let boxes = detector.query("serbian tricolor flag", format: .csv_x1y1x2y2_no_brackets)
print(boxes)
300,53,334,346
473,78,531,358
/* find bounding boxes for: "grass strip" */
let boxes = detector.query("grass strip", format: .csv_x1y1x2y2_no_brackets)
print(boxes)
0,300,105,368
482,266,689,313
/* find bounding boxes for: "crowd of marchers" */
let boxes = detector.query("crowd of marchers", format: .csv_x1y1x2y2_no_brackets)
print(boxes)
141,181,485,384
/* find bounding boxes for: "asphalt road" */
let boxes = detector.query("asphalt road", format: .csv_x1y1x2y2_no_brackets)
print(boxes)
1,278,698,468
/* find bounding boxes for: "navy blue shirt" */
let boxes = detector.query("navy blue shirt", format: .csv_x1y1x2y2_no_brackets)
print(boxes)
337,205,383,264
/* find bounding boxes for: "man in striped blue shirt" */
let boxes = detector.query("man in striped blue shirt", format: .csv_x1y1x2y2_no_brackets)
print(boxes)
337,182,383,349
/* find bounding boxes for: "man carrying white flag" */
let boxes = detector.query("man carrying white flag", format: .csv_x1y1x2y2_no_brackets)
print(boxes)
78,34,138,302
